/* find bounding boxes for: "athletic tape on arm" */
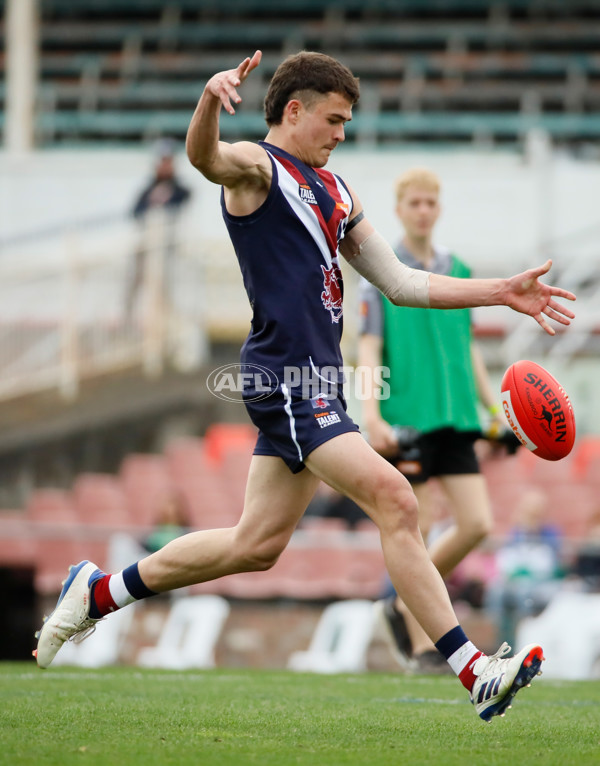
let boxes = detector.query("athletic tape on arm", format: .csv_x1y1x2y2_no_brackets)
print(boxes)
345,231,430,308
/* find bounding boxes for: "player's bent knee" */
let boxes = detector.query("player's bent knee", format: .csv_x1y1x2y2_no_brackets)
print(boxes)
242,549,282,572
454,508,493,544
370,476,420,534
233,535,287,572
468,514,493,544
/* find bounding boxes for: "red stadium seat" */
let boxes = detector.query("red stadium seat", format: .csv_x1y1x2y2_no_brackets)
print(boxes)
164,438,208,482
71,473,131,527
25,489,78,525
540,484,597,539
0,513,37,567
34,536,81,595
194,533,386,601
527,450,578,487
572,435,600,482
203,423,257,463
166,438,243,529
119,453,173,526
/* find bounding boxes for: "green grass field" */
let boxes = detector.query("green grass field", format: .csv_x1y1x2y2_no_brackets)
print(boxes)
1,663,598,766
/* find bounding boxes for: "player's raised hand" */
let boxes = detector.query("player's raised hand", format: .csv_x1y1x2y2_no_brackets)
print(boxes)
206,51,262,115
504,259,576,335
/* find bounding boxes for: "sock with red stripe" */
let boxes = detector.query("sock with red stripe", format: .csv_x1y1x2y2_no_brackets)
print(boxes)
435,625,484,692
88,563,157,619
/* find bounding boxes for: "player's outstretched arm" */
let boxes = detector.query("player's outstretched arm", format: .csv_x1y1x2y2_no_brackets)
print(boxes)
429,259,576,336
340,190,575,335
186,51,264,186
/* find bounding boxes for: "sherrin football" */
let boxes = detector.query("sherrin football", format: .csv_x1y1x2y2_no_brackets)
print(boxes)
500,360,576,461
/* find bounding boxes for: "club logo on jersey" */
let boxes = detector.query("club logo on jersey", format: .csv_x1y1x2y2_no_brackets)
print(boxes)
299,184,318,206
321,265,343,323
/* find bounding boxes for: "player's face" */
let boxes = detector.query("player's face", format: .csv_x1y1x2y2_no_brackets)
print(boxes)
295,92,353,168
155,156,175,181
396,185,440,240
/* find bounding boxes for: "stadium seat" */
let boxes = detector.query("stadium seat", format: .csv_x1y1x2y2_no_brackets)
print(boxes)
481,453,528,487
25,489,78,525
513,448,539,477
211,540,386,601
34,536,82,596
136,595,230,669
481,480,534,538
288,599,377,673
221,446,253,485
300,517,349,533
71,473,131,527
119,453,173,526
572,435,600,481
164,436,247,527
540,484,597,539
32,0,600,146
0,515,37,567
203,423,257,464
164,437,207,480
527,450,578,487
166,454,239,529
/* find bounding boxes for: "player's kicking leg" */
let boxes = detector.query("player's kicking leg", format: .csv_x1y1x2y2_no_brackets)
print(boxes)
304,431,544,722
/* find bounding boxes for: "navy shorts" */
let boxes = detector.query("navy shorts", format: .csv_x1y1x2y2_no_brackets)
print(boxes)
245,388,360,474
392,427,480,484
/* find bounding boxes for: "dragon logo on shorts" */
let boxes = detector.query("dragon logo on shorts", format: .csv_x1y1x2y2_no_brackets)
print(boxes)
310,393,330,409
321,264,343,323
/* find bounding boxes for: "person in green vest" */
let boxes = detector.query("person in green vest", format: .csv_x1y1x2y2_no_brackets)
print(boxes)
358,167,505,673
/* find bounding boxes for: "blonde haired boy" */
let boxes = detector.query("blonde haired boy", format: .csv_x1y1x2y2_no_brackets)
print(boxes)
359,167,505,672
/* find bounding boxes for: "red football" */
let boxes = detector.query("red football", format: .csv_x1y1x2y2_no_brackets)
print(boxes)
500,360,576,461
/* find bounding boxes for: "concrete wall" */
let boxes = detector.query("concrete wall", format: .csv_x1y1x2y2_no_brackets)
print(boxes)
2,143,599,273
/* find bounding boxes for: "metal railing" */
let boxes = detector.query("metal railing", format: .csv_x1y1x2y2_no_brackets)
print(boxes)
0,209,216,402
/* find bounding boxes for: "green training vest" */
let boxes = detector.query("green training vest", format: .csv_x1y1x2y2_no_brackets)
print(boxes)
379,256,481,434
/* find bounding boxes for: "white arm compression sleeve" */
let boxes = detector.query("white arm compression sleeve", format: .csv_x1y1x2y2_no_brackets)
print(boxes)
345,230,431,308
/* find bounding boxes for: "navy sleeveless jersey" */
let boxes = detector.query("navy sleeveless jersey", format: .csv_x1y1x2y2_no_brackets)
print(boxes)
220,141,353,394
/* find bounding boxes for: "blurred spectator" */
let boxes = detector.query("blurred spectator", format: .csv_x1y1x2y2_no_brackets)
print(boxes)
125,139,192,319
570,506,600,591
484,489,565,647
144,490,192,554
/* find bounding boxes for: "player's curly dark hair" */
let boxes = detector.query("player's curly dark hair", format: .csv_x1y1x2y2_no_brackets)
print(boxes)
264,52,360,126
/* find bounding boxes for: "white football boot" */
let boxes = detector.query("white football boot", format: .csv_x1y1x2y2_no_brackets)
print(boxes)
34,560,104,669
470,642,544,721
